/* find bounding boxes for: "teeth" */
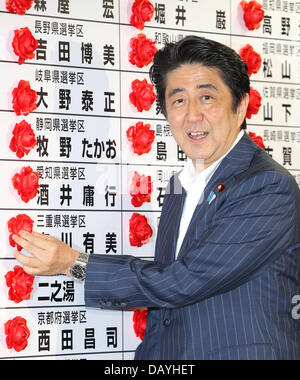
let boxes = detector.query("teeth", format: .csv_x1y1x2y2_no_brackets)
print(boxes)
189,132,208,138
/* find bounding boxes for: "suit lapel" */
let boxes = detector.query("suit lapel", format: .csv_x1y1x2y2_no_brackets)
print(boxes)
176,133,259,260
155,175,186,264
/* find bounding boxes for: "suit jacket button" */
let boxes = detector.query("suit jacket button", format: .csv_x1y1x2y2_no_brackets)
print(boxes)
163,318,171,327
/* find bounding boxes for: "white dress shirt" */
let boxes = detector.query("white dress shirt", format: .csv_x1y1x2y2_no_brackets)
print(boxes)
175,130,245,259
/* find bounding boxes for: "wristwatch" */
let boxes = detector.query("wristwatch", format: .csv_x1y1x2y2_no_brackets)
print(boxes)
69,252,90,282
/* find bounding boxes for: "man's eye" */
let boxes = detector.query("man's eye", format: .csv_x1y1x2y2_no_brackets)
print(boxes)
174,99,184,104
202,95,212,101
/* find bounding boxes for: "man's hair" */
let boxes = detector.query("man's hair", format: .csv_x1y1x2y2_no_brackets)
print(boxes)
149,35,250,130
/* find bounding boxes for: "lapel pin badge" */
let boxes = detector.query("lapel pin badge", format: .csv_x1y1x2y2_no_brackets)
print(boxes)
207,191,216,205
207,184,226,205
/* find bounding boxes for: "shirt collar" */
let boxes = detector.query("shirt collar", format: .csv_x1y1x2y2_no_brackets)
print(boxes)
179,130,245,191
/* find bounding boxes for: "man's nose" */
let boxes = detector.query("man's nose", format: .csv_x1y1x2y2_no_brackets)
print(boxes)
186,99,204,123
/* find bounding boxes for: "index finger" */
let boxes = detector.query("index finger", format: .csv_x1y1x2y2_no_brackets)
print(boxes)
12,234,46,260
18,230,52,251
32,231,54,240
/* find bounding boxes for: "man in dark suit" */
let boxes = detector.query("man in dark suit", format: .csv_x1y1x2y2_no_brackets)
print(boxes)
14,36,300,360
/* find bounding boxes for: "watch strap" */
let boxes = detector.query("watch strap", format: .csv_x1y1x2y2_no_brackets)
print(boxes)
76,252,90,266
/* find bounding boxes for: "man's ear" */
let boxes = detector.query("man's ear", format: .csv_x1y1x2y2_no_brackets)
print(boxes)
237,93,249,126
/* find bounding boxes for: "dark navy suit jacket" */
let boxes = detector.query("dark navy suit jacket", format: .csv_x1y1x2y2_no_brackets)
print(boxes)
85,133,300,360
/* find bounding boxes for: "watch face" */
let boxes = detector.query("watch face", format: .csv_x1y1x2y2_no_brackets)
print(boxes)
71,264,85,281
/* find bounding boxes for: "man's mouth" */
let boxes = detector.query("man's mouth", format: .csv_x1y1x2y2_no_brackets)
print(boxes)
188,131,209,141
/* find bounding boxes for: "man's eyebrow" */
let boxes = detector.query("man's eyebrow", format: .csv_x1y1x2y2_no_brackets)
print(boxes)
167,84,217,98
167,88,184,99
196,83,218,91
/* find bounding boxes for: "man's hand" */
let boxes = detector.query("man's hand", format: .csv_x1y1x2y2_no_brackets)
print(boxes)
12,230,80,276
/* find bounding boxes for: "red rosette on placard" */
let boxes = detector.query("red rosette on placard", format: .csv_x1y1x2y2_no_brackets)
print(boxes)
7,214,34,251
133,309,148,341
5,266,35,304
10,120,37,159
248,132,266,150
12,27,39,65
12,166,40,203
130,0,155,30
246,87,262,119
240,1,265,31
130,172,153,207
5,316,30,352
12,80,38,116
126,122,155,156
6,0,34,15
129,213,153,247
129,79,157,112
129,33,157,68
239,44,262,76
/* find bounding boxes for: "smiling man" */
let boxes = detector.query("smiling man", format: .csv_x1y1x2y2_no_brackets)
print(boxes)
164,64,248,170
13,36,300,360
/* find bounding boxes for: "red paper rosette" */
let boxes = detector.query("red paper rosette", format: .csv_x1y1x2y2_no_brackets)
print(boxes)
12,80,38,116
129,33,157,68
6,0,34,15
5,316,30,352
246,87,262,119
239,44,262,76
240,1,265,31
126,121,155,156
133,309,148,341
12,27,39,65
5,266,35,304
12,166,40,203
130,172,153,207
129,213,153,247
10,120,37,159
129,79,157,112
130,0,155,30
7,214,34,251
249,132,266,150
